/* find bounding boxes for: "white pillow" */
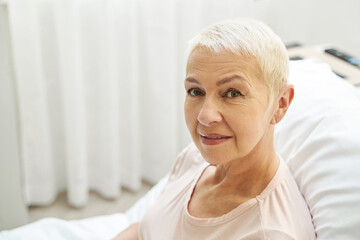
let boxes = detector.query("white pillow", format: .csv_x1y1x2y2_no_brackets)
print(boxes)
274,60,360,240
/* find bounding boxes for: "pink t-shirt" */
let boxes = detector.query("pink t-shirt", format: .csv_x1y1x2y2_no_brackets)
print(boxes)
139,143,316,240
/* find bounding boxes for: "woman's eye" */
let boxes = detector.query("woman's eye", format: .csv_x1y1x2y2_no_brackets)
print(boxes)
187,88,205,96
224,89,243,98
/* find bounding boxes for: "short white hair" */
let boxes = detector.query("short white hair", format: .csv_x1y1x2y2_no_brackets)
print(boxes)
187,18,289,97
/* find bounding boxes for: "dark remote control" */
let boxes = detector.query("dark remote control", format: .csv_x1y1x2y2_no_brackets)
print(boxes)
325,48,360,69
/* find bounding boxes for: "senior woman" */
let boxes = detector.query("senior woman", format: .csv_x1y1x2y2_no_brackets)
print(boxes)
114,18,316,239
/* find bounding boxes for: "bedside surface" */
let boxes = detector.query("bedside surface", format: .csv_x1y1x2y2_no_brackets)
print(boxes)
288,46,360,86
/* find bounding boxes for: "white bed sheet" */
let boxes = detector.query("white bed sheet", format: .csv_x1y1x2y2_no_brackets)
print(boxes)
0,175,169,240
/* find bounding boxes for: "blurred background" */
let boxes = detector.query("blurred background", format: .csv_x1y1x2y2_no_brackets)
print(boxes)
1,0,359,230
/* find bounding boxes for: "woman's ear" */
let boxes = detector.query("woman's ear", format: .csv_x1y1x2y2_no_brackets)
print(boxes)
271,84,294,125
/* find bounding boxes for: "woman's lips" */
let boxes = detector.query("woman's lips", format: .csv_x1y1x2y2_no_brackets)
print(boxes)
200,133,232,145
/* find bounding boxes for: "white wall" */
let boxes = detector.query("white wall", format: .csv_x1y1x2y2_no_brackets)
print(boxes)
0,4,28,230
255,0,360,56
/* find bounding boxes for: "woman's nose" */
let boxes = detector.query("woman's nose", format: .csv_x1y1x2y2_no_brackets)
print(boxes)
197,99,222,127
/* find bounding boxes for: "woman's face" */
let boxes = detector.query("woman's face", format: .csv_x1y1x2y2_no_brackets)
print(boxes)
184,47,276,165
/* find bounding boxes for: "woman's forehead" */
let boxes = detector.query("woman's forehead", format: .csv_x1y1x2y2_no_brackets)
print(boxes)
186,47,262,82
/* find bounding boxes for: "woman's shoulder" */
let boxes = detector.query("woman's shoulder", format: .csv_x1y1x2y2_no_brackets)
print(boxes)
257,158,316,239
168,143,206,181
179,142,204,164
258,157,301,199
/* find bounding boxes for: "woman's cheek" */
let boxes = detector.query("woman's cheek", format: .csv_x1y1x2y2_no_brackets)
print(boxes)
184,101,196,127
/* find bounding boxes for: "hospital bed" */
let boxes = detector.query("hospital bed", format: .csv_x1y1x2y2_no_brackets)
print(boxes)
1,46,360,239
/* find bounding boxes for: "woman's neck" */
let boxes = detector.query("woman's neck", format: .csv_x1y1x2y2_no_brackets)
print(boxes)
210,146,279,198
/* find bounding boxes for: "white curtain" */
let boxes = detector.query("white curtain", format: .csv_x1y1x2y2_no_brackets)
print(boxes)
6,0,257,207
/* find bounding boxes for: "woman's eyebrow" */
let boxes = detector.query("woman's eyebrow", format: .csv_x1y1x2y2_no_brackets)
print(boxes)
216,75,251,86
185,75,252,87
184,77,200,84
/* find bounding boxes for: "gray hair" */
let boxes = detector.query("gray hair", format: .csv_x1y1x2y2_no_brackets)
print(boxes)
187,18,289,97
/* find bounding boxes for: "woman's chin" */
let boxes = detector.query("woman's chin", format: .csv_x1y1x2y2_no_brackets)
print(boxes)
197,147,231,165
